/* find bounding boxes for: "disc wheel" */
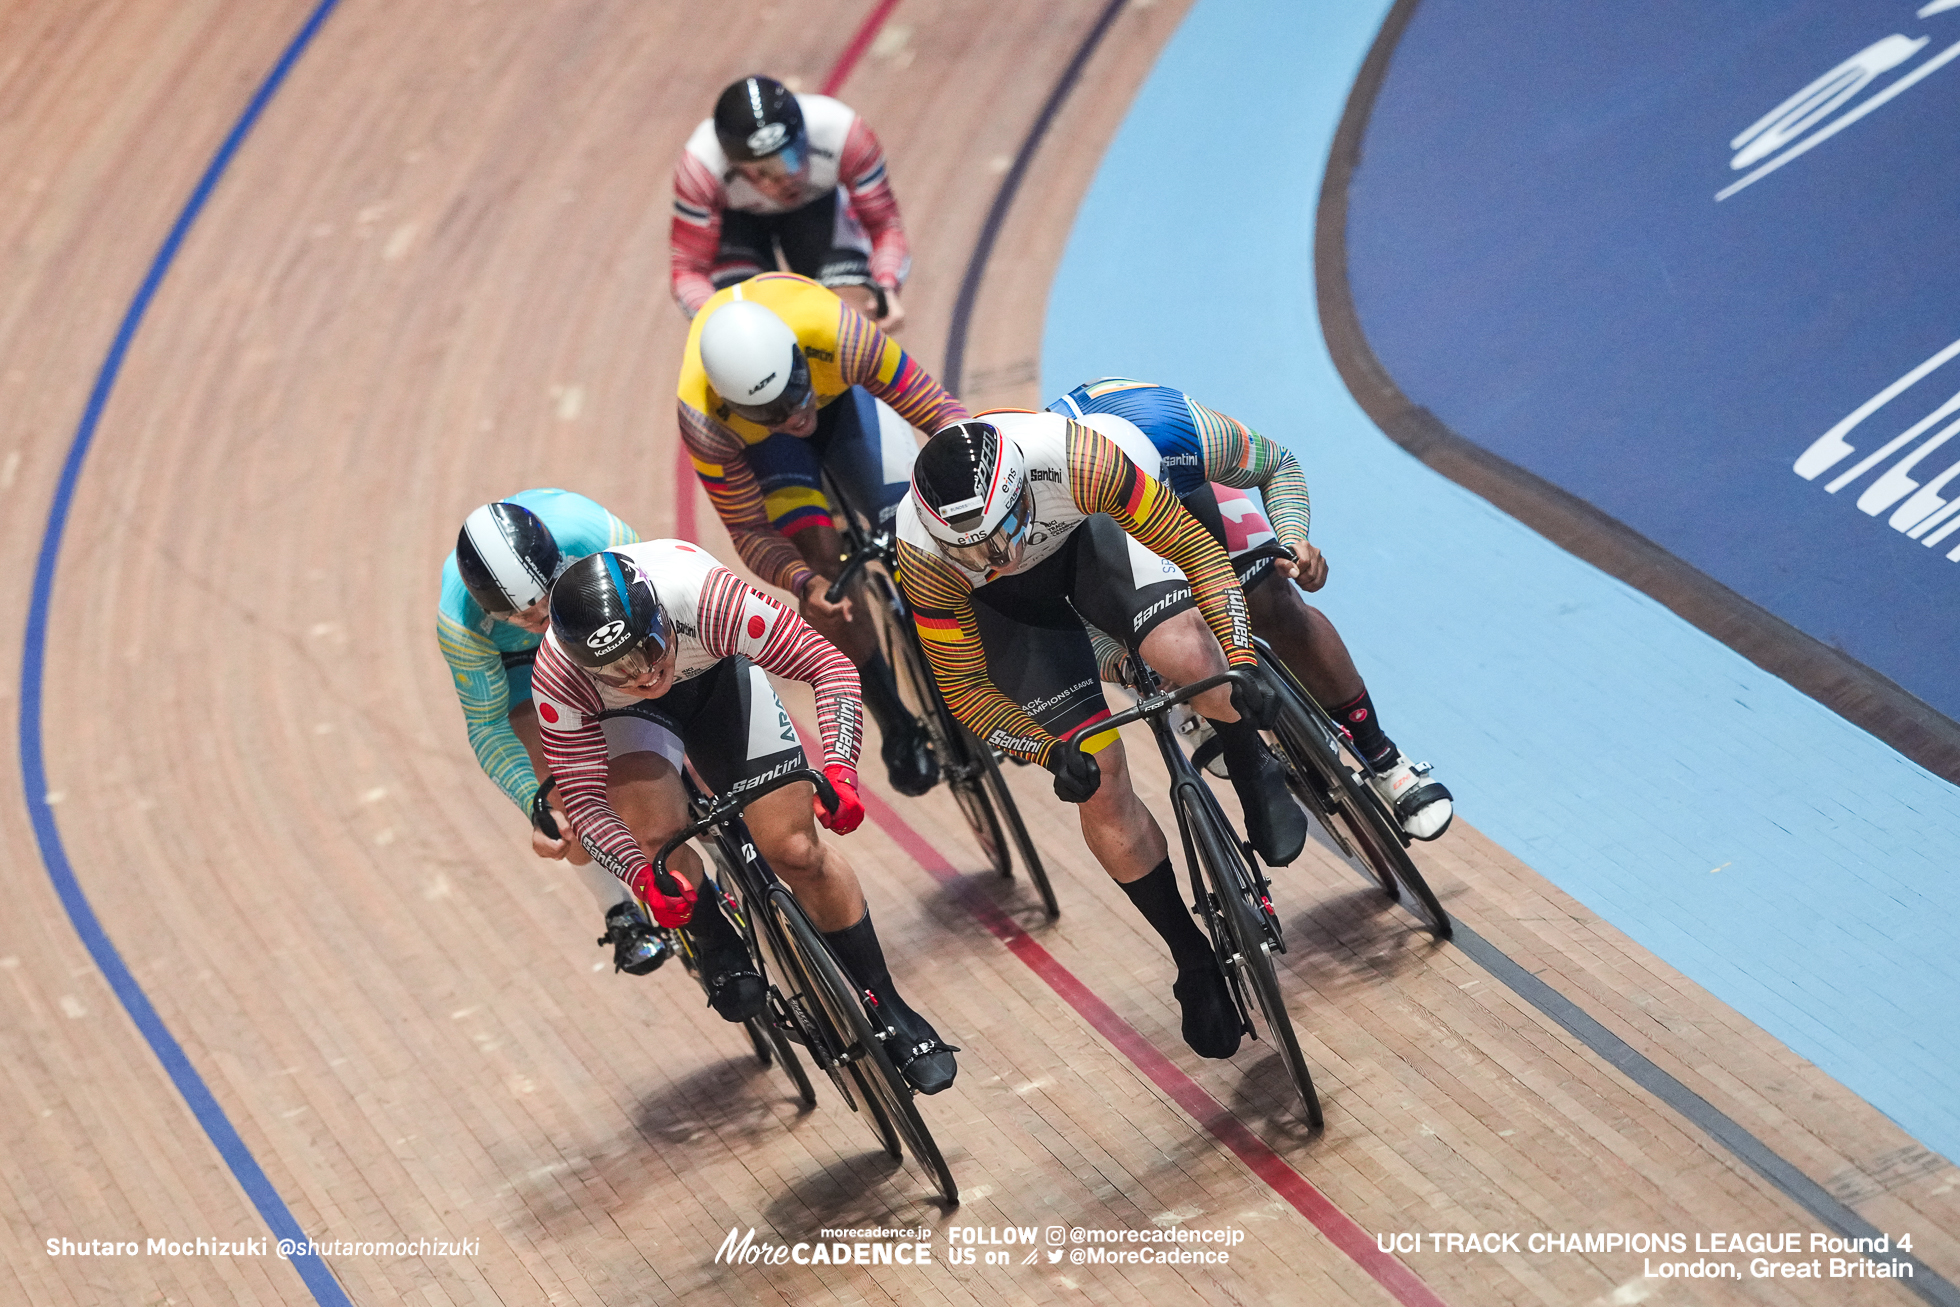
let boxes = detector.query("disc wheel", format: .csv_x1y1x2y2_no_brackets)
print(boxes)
1185,791,1322,1129
773,888,959,1203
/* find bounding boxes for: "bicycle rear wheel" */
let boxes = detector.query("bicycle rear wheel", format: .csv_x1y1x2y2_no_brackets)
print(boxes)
1182,787,1322,1129
772,889,959,1203
960,726,1057,918
1263,651,1451,940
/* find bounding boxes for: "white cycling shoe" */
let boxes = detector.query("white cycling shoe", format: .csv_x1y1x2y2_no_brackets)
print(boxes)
1368,754,1454,841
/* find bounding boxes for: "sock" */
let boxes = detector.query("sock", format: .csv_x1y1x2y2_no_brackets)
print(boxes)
582,862,632,913
1205,713,1270,780
823,910,929,1031
681,884,744,964
859,654,912,742
1327,688,1396,767
1118,858,1214,973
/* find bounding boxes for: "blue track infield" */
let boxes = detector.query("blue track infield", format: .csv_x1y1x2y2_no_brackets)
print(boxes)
1043,0,1960,1165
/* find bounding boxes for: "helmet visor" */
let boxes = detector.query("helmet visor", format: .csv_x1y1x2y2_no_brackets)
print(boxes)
942,487,1034,572
735,134,807,179
587,612,672,688
724,346,814,427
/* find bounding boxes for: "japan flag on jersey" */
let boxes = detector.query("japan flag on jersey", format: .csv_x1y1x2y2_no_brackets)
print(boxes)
734,590,781,659
534,692,584,733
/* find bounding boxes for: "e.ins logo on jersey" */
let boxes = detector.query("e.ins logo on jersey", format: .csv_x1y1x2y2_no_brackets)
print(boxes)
587,619,626,649
746,122,789,156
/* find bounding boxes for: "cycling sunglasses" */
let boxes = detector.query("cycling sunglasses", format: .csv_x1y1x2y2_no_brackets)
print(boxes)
589,613,673,688
725,346,815,427
943,486,1035,572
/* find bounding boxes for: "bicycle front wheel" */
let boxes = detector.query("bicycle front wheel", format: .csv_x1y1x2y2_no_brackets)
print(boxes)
1183,788,1322,1129
770,889,958,1203
1264,653,1451,940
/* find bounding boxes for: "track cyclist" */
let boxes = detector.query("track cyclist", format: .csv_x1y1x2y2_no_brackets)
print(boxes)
672,75,910,331
531,538,958,1094
1049,378,1452,840
894,413,1308,1060
439,491,667,975
678,271,968,799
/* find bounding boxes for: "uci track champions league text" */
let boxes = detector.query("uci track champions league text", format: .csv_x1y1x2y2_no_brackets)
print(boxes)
1375,1227,1920,1284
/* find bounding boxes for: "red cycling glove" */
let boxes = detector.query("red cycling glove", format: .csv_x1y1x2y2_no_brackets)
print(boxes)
629,863,697,928
815,763,865,834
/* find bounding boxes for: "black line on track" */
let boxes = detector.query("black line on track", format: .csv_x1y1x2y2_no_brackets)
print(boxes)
941,1,1960,1299
941,0,1130,396
1451,919,1958,1305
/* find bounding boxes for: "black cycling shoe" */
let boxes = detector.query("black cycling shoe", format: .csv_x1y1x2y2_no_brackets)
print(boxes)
1173,965,1242,1059
599,904,671,976
881,717,940,798
1233,750,1307,866
876,991,960,1094
705,965,766,1023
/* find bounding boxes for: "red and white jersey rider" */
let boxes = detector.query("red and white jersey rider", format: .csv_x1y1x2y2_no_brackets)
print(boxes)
529,539,863,882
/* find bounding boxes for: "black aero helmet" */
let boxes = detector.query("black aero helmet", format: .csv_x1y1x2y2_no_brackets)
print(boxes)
456,501,562,616
912,420,1035,571
549,550,671,679
713,75,805,163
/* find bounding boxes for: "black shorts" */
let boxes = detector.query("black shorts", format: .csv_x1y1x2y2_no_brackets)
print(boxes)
1178,482,1287,593
969,513,1195,750
593,656,806,798
711,188,874,292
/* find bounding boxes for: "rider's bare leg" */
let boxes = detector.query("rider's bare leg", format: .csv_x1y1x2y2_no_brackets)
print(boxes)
1073,739,1169,882
1135,608,1236,720
607,750,705,890
1246,576,1363,707
738,780,866,932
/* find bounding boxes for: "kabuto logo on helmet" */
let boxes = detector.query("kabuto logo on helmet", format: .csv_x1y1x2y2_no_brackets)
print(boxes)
747,122,789,156
587,619,627,650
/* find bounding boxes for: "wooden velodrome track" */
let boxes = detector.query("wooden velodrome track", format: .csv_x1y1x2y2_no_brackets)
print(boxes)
3,1,1957,1303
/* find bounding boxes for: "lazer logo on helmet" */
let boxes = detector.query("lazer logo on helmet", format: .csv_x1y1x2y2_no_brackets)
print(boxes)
587,620,627,649
747,371,777,396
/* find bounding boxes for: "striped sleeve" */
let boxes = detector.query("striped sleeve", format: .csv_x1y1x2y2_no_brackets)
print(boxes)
696,568,864,777
835,302,969,434
436,610,536,813
532,641,646,882
838,115,909,289
1067,420,1256,667
894,538,1064,766
670,151,727,317
677,401,816,597
1191,398,1311,552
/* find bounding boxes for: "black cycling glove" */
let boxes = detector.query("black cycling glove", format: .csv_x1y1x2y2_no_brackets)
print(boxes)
530,775,561,839
1044,742,1101,804
1230,668,1282,731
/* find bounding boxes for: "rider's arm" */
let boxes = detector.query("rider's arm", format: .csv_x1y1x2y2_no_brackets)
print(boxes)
1191,398,1311,556
835,302,968,432
670,150,727,318
530,643,648,881
837,115,909,292
697,568,865,777
894,539,1066,766
677,402,820,600
436,610,536,814
1065,420,1257,668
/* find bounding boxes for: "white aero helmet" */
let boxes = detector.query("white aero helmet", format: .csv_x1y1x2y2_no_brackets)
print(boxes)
698,298,812,425
912,420,1035,572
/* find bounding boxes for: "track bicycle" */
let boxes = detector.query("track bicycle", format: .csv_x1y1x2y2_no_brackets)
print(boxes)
1252,635,1451,939
645,762,961,1203
1066,664,1322,1128
823,472,1058,919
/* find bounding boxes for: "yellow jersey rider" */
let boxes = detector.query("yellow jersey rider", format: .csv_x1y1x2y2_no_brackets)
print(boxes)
677,271,969,797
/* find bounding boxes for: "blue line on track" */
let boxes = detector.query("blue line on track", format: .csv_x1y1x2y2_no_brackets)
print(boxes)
18,3,351,1304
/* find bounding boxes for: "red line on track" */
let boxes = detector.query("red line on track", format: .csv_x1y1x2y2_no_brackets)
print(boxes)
822,0,906,96
851,783,1449,1307
671,0,902,542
